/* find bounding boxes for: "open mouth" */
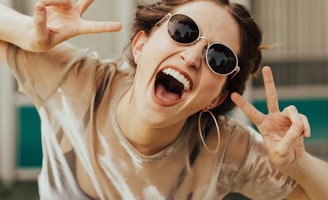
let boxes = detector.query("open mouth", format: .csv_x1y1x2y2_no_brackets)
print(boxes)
153,67,192,106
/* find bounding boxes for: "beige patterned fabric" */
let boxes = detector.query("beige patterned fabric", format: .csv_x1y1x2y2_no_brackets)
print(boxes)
6,43,297,200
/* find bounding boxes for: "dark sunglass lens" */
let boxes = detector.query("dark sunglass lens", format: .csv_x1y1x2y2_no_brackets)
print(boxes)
207,44,237,74
168,14,199,44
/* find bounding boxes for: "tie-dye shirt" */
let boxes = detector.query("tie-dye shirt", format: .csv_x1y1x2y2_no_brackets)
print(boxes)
6,43,297,200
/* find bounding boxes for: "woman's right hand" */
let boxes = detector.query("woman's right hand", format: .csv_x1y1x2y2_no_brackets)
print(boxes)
28,0,122,52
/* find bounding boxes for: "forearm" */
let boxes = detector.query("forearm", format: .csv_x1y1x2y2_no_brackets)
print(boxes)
0,3,33,50
288,152,328,200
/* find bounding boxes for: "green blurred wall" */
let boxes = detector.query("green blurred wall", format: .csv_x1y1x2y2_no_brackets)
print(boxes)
16,98,328,167
253,98,328,141
17,107,42,167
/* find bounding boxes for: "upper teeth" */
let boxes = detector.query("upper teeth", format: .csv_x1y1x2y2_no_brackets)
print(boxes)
162,68,191,90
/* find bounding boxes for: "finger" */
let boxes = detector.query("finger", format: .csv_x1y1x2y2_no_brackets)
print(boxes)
40,0,72,7
300,114,311,138
79,20,122,34
282,105,306,137
75,0,94,15
275,119,304,155
34,2,50,43
231,92,265,126
262,66,280,113
282,105,300,121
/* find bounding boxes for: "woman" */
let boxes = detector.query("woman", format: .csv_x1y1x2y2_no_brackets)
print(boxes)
0,0,327,199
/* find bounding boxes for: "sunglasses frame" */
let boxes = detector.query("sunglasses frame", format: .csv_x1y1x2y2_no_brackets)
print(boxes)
155,13,240,78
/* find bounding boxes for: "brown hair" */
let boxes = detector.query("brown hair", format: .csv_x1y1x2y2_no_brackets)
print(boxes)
127,0,262,116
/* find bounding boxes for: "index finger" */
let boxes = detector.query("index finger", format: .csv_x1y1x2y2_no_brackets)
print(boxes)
231,92,265,126
75,0,94,15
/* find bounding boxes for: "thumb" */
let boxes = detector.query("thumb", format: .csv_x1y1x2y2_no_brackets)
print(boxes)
33,2,50,44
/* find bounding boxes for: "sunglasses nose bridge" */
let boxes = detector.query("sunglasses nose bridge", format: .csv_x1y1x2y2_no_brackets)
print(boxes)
198,36,210,46
179,36,212,72
180,42,206,70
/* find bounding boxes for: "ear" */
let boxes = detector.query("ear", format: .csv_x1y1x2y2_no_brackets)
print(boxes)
132,30,148,64
204,90,228,110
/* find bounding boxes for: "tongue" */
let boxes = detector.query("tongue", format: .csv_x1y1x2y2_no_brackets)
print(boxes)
155,84,180,103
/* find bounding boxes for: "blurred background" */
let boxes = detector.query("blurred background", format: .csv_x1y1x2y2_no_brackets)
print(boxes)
0,0,327,199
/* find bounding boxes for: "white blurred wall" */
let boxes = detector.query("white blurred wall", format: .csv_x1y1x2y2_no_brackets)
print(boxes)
0,0,16,187
14,0,135,58
8,0,251,57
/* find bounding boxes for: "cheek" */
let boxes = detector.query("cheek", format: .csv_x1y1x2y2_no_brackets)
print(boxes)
144,30,176,59
199,73,226,96
140,43,165,68
139,43,177,82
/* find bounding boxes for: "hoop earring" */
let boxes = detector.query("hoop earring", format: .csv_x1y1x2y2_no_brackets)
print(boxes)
129,62,140,104
198,109,220,153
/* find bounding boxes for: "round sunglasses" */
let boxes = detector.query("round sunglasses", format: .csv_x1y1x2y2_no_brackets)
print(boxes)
155,13,240,77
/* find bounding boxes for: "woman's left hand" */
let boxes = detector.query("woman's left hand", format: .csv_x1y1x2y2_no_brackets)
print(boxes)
231,66,311,174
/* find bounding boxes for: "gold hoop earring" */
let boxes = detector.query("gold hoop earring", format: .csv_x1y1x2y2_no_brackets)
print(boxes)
129,62,140,104
198,109,220,153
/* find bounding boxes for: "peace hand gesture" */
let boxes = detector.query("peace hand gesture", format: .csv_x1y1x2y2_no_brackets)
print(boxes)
27,0,122,51
231,66,311,174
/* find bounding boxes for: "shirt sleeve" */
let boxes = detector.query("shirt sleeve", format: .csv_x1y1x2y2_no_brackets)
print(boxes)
231,126,298,200
6,42,90,107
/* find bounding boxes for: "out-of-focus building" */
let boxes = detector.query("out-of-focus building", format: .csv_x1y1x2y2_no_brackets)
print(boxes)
251,0,328,161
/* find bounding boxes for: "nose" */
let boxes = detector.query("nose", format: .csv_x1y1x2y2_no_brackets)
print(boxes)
180,38,209,70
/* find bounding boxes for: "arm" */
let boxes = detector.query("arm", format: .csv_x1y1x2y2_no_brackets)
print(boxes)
0,0,121,60
0,40,8,64
0,3,32,54
0,3,22,64
231,66,328,200
286,152,328,200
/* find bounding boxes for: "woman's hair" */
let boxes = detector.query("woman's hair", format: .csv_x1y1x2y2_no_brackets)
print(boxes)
127,0,263,116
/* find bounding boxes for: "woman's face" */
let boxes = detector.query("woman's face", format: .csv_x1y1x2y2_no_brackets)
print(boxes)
131,1,240,127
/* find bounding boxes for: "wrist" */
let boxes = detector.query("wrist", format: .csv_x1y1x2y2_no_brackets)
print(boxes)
0,4,34,50
286,152,328,199
285,152,311,179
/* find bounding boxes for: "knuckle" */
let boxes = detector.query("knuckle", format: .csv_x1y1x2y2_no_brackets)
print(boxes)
300,114,308,121
287,105,297,112
282,105,298,114
289,105,297,111
293,120,304,132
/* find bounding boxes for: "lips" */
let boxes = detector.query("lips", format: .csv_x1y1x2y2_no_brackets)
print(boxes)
152,67,192,106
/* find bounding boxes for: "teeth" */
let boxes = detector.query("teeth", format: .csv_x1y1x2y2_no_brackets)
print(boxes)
162,68,191,90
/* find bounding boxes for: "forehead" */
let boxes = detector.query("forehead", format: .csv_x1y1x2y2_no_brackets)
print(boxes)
172,1,240,54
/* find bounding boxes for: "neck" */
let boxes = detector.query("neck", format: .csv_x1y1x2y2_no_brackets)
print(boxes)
116,89,186,155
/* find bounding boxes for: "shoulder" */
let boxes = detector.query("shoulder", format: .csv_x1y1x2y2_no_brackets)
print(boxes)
220,116,270,168
219,115,253,157
0,40,9,64
219,116,252,139
215,116,254,190
218,117,298,198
